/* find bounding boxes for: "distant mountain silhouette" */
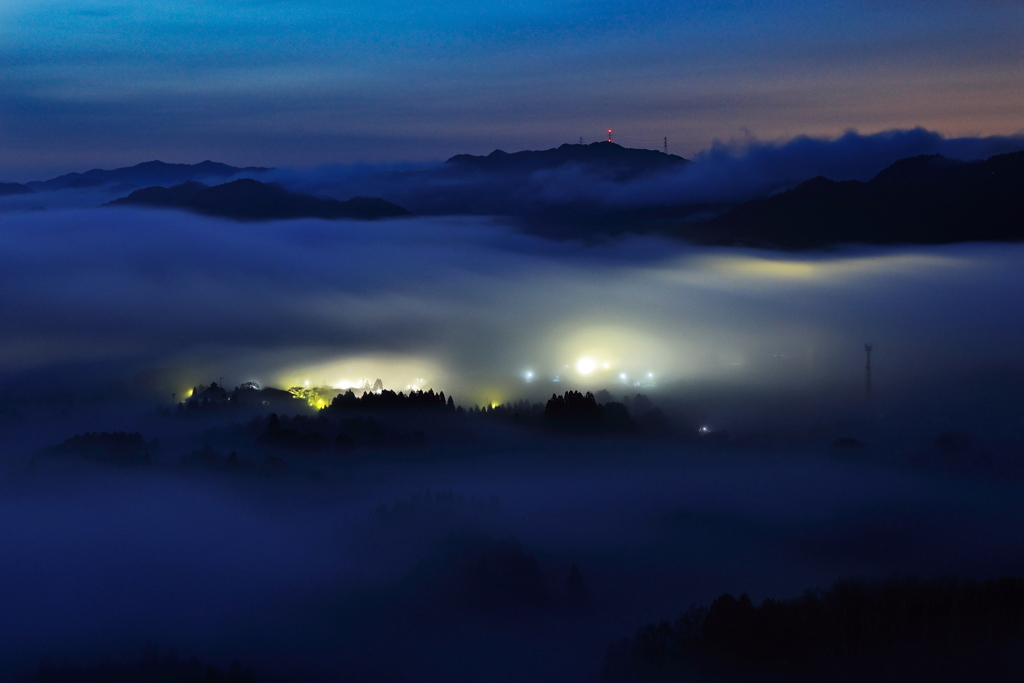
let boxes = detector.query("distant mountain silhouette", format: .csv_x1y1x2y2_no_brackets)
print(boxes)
110,180,209,207
26,159,271,192
364,141,692,229
60,178,105,190
0,182,33,196
447,141,687,181
108,178,410,220
688,151,1024,248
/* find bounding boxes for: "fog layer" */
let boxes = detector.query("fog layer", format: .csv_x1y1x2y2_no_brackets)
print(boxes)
3,191,1024,681
1,206,1023,409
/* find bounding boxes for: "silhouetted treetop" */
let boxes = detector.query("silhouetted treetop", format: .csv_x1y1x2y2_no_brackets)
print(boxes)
543,391,637,432
604,574,1024,682
326,388,453,412
544,390,603,424
256,411,331,453
411,535,552,617
42,431,158,466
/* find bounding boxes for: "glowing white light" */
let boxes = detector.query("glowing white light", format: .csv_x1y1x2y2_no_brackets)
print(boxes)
699,426,710,434
576,357,597,375
647,372,653,378
619,373,627,381
524,370,534,381
304,380,310,386
603,362,609,369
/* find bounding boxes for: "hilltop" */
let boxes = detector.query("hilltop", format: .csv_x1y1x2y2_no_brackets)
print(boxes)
107,178,410,220
686,151,1024,248
446,141,687,180
0,182,33,196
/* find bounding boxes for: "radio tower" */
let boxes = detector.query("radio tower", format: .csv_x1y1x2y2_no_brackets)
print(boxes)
864,343,873,399
664,137,668,154
606,129,613,143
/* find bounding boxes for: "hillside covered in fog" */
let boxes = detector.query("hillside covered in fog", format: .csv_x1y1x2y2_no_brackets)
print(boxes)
6,129,1024,247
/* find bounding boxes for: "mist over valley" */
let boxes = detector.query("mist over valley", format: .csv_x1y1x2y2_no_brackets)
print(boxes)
5,129,1024,682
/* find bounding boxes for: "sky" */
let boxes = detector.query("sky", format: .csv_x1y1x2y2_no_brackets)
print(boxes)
2,0,1024,178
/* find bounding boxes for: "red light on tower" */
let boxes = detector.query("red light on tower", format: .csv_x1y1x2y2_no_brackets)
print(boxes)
607,129,612,142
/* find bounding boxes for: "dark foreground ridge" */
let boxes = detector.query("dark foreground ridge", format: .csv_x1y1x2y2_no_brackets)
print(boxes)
25,160,272,192
33,642,256,682
107,178,410,220
604,574,1024,682
691,151,1024,249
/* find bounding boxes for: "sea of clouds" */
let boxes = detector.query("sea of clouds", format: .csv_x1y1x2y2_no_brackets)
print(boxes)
3,128,1024,681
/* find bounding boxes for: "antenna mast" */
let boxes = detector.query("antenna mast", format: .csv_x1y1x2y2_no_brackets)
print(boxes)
606,129,612,143
664,137,668,154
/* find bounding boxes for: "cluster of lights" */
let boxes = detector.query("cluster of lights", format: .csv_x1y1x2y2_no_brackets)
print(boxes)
576,357,597,375
616,371,655,387
519,358,657,386
289,382,331,409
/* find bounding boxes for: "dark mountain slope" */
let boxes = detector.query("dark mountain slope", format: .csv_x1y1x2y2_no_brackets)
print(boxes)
692,152,1024,248
107,178,410,220
0,182,33,196
110,181,210,207
27,160,271,191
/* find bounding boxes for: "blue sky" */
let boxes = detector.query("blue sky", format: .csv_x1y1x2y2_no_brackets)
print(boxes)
2,0,1023,177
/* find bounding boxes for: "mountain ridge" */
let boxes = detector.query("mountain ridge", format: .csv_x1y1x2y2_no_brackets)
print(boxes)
446,141,687,180
0,182,33,196
24,160,272,192
107,178,410,221
684,151,1024,249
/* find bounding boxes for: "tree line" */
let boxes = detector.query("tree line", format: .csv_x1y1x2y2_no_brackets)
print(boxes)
603,574,1024,682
